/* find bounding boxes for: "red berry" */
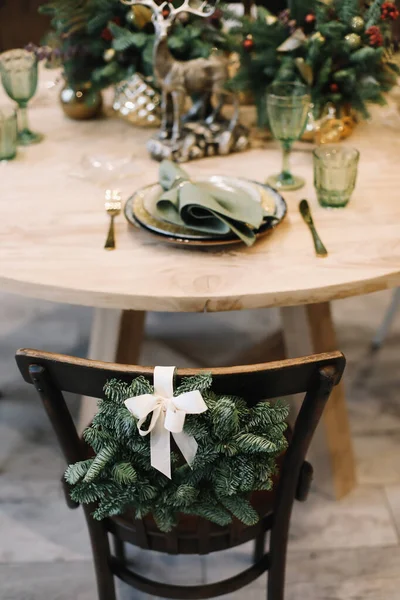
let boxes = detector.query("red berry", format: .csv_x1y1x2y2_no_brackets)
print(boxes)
381,2,400,20
243,36,254,52
330,83,339,93
366,25,384,47
162,7,170,18
101,17,121,41
305,13,316,23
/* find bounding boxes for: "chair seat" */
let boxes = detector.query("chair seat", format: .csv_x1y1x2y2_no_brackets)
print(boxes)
105,427,297,555
106,488,276,555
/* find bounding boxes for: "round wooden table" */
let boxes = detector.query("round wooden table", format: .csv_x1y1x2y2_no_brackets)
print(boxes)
2,71,400,499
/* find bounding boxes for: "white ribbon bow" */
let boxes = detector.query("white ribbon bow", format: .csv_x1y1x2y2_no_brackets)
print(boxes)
124,366,208,478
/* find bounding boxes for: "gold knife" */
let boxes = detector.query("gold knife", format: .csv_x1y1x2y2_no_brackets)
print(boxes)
299,199,328,257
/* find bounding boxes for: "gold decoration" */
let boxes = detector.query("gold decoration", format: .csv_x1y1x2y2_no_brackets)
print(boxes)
295,57,313,85
301,104,357,143
301,107,318,142
344,33,362,50
103,48,116,62
113,74,161,127
277,29,307,52
59,83,103,120
130,5,152,28
266,14,278,25
310,32,326,43
351,16,364,32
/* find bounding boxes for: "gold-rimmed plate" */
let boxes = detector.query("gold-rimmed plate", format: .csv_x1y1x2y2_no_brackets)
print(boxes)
124,177,287,248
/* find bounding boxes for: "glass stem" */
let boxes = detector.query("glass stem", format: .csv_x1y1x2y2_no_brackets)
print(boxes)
281,141,292,179
19,103,30,132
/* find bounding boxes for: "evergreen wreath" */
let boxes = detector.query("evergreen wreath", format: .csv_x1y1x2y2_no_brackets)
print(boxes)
65,373,289,532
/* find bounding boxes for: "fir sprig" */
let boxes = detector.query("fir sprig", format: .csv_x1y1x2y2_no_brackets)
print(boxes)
66,374,289,532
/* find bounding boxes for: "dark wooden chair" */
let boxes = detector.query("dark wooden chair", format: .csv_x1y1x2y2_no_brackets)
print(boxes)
16,348,345,600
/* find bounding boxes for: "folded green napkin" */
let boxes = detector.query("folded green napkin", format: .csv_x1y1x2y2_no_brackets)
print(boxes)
156,160,265,246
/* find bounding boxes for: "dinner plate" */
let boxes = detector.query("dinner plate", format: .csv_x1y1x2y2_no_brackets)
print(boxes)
124,176,287,247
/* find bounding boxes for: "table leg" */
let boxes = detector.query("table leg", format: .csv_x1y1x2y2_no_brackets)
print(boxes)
116,310,146,364
280,302,356,499
78,308,146,432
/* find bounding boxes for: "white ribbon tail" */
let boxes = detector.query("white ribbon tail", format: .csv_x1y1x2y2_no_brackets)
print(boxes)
173,431,198,468
150,411,172,479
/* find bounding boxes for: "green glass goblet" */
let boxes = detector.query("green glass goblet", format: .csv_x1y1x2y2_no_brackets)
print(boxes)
0,106,17,161
266,82,310,191
0,49,43,146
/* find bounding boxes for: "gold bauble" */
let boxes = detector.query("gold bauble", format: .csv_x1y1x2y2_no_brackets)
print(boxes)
344,33,361,50
127,5,152,28
103,48,116,62
351,16,364,33
60,83,103,120
311,32,326,44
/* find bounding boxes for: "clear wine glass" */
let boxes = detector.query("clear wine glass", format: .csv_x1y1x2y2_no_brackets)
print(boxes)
266,81,310,191
0,49,43,145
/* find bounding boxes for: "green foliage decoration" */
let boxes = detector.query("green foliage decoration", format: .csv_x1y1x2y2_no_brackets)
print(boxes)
39,0,235,91
231,0,400,125
66,373,289,532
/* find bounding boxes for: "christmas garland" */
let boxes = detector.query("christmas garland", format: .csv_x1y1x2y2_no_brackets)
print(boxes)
37,0,234,91
232,0,400,125
65,372,289,532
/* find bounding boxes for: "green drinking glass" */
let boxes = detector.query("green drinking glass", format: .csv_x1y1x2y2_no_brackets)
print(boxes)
266,82,310,191
313,145,359,208
0,106,17,161
0,49,43,146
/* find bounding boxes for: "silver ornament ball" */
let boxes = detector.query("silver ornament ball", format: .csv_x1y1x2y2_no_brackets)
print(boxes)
345,33,362,50
351,16,364,33
126,10,135,26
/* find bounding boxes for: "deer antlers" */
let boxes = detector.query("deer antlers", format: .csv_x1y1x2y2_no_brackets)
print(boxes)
121,0,216,20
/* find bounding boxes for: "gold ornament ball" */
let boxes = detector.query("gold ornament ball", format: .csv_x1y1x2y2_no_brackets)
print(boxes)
345,33,361,50
60,83,103,120
351,16,364,32
103,48,116,62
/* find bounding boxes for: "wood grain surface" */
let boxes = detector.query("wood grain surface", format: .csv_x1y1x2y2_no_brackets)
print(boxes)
1,69,399,312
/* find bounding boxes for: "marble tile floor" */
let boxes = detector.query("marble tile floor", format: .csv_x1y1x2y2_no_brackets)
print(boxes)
0,289,399,599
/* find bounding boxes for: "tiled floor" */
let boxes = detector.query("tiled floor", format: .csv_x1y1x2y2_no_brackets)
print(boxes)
0,289,399,599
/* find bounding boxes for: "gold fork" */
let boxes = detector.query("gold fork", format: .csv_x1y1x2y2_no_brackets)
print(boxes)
104,190,122,251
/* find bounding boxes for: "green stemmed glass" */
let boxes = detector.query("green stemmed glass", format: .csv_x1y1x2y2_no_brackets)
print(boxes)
0,49,43,145
266,82,310,191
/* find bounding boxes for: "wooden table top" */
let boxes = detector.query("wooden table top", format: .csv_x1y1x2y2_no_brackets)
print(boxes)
1,71,400,312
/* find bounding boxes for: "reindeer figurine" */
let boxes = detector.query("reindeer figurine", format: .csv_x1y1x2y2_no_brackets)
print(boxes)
122,0,247,161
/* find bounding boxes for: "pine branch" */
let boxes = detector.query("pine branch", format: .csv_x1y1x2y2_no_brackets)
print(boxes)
65,459,94,484
84,444,117,483
212,396,240,439
220,495,259,526
112,462,137,485
335,0,360,24
188,504,232,527
365,0,385,28
234,433,278,454
174,372,212,395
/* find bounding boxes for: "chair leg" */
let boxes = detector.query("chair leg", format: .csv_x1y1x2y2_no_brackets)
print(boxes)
267,548,286,600
371,287,400,350
253,531,266,562
84,507,117,600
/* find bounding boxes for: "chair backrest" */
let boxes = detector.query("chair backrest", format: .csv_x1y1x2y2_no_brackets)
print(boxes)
15,347,345,485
